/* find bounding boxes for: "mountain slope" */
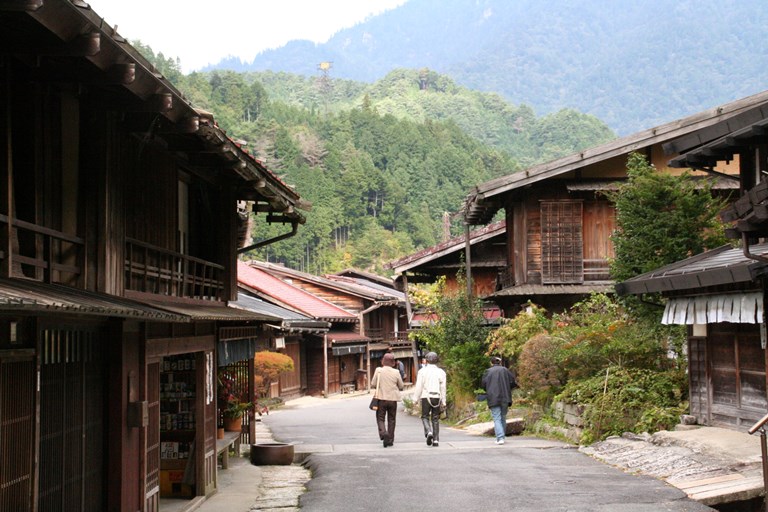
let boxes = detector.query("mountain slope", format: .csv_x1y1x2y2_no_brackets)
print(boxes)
218,0,768,135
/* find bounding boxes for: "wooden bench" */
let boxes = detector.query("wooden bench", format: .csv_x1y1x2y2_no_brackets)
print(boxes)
216,431,241,469
340,383,356,394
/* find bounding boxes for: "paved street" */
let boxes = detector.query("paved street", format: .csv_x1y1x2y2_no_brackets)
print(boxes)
262,393,716,512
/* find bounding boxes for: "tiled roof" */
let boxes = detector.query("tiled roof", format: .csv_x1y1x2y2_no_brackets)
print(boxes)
237,261,356,321
464,89,768,224
616,243,768,295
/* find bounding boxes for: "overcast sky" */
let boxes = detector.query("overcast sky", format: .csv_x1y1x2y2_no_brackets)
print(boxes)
89,0,407,72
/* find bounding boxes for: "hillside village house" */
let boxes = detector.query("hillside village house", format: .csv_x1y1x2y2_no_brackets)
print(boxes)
386,221,506,343
0,2,307,511
458,92,768,316
237,262,369,396
230,291,330,399
617,98,768,431
249,261,412,382
387,220,507,298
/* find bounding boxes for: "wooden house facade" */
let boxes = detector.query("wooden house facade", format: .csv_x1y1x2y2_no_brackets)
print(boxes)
460,93,768,316
0,3,306,511
618,100,768,431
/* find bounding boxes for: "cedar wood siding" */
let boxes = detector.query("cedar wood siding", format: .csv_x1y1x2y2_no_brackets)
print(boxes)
508,186,615,286
287,280,365,313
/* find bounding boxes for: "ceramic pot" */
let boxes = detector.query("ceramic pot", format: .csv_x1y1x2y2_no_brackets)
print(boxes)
250,443,294,465
223,416,242,432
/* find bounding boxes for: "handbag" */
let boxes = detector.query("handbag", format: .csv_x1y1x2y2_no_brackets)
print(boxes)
369,371,381,410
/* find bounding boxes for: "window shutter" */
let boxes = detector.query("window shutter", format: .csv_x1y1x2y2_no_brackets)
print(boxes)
541,201,583,284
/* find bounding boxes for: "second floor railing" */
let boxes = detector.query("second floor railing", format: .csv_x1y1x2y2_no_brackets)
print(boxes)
0,214,84,284
363,327,411,345
125,238,225,301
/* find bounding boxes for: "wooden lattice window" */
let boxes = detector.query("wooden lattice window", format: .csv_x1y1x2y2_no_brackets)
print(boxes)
540,200,584,284
0,352,35,512
38,327,105,512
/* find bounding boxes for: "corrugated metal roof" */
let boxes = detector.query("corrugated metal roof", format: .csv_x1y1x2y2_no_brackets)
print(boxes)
237,261,356,321
232,292,330,331
0,278,186,321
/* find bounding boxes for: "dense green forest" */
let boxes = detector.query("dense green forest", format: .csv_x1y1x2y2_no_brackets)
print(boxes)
142,45,614,274
219,0,768,136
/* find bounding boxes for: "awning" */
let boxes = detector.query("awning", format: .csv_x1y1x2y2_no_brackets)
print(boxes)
662,292,763,325
326,331,371,344
0,278,186,321
144,300,276,321
331,344,367,356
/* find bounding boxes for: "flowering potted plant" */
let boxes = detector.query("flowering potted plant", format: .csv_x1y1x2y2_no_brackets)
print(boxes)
218,369,252,431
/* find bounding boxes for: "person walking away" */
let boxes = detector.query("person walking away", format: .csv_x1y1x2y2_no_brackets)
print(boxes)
371,353,404,447
410,351,446,447
387,348,406,381
482,356,518,445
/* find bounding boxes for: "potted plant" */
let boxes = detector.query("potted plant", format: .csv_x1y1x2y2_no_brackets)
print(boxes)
218,369,253,432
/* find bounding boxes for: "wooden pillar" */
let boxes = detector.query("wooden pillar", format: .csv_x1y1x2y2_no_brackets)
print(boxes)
465,222,473,297
323,333,328,398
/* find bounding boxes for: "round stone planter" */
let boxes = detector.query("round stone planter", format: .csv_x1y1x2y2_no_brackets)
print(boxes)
250,443,294,465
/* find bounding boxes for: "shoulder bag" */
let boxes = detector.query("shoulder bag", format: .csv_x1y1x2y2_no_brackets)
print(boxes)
369,370,381,411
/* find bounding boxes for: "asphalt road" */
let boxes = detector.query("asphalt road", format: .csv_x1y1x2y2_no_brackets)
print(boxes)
262,394,715,512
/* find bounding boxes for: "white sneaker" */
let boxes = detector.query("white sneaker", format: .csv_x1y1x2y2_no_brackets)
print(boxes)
495,439,505,445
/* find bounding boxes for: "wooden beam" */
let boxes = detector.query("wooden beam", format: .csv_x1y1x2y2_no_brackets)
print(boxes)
0,0,43,11
107,63,135,85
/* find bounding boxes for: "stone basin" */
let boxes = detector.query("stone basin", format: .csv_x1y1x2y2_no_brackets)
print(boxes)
249,442,295,465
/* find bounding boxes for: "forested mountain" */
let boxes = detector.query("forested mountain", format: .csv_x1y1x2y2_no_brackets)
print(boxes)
153,62,613,274
213,0,768,136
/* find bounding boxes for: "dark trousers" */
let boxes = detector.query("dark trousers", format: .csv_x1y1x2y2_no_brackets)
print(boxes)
420,397,441,441
376,399,398,443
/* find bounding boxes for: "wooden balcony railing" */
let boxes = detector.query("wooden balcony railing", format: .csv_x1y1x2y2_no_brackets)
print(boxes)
0,214,84,284
364,328,411,345
125,238,225,301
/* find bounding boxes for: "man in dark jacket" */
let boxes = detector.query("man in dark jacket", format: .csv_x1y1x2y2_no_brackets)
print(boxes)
481,356,517,445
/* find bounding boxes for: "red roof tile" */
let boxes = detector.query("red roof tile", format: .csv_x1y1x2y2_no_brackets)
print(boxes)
237,261,355,320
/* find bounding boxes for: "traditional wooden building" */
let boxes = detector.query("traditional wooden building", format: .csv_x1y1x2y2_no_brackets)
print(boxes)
237,261,367,396
617,101,768,431
387,220,507,298
460,93,768,316
249,261,413,381
231,291,329,398
0,2,306,511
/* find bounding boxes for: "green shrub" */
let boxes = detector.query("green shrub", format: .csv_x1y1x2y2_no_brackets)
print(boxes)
556,366,686,443
485,302,551,367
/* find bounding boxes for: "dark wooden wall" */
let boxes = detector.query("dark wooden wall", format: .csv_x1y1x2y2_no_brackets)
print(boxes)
694,323,767,429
